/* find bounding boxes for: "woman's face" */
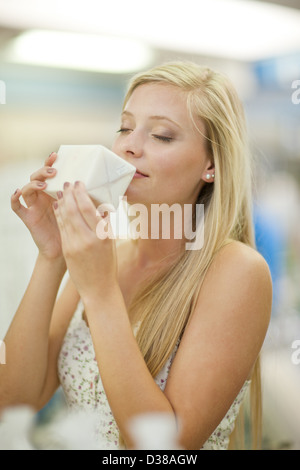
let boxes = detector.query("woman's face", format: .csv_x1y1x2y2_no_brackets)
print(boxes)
112,83,213,207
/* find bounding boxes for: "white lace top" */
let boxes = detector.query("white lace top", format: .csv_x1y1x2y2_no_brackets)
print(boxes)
57,301,250,450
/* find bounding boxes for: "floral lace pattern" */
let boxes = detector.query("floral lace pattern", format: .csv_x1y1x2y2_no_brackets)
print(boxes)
58,301,250,450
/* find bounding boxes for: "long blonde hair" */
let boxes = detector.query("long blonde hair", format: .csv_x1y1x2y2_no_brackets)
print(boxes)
123,61,261,449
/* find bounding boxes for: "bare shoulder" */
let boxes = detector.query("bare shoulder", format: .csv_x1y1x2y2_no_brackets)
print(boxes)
212,240,272,283
194,239,273,327
215,241,272,296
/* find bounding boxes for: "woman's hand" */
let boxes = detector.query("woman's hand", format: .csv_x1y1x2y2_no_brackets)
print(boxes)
53,181,118,301
11,152,64,261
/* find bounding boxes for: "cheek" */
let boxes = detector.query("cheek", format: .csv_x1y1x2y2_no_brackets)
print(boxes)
153,147,181,172
111,139,120,156
154,157,197,203
166,155,204,201
158,151,201,184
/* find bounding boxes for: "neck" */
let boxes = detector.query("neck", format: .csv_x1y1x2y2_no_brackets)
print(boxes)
132,237,185,271
126,201,191,269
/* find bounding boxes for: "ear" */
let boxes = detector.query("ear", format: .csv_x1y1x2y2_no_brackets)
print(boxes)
202,162,215,183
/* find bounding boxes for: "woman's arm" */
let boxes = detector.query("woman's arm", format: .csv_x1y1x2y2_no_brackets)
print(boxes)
0,255,66,409
84,288,176,448
0,153,79,411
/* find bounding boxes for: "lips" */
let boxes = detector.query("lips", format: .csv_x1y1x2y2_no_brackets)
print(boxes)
135,169,148,177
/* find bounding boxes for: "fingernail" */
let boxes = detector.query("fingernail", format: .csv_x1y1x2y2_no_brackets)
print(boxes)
74,181,80,188
53,201,58,210
47,168,55,174
13,189,19,195
63,182,70,190
37,182,45,187
57,191,63,199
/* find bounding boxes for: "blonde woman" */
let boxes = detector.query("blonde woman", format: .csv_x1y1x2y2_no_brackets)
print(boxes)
0,61,272,450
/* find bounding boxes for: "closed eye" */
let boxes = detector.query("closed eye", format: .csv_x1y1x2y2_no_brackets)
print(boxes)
117,128,173,143
152,134,173,143
117,128,132,134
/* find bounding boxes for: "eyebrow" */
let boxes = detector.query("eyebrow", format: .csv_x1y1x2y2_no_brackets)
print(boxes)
121,111,183,130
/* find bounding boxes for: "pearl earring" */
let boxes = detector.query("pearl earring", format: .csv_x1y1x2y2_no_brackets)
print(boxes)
206,174,211,179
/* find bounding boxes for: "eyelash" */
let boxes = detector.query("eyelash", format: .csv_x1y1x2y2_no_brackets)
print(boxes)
117,128,173,143
153,135,173,143
117,128,130,134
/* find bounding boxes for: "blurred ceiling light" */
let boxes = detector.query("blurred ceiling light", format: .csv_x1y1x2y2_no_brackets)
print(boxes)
0,0,300,61
2,30,154,73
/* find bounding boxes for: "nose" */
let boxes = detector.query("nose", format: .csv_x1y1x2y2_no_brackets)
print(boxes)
121,130,144,159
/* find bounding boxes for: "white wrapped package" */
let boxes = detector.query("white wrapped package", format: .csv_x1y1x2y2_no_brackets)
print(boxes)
44,145,136,210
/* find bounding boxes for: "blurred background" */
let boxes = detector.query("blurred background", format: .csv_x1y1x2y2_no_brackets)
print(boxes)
0,0,299,449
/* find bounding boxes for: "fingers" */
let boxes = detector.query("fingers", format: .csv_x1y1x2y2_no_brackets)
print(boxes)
11,151,58,217
73,182,100,231
44,151,57,167
73,183,114,237
30,166,56,183
22,152,57,206
11,188,27,219
53,182,101,261
21,180,48,207
54,182,99,233
30,152,57,183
